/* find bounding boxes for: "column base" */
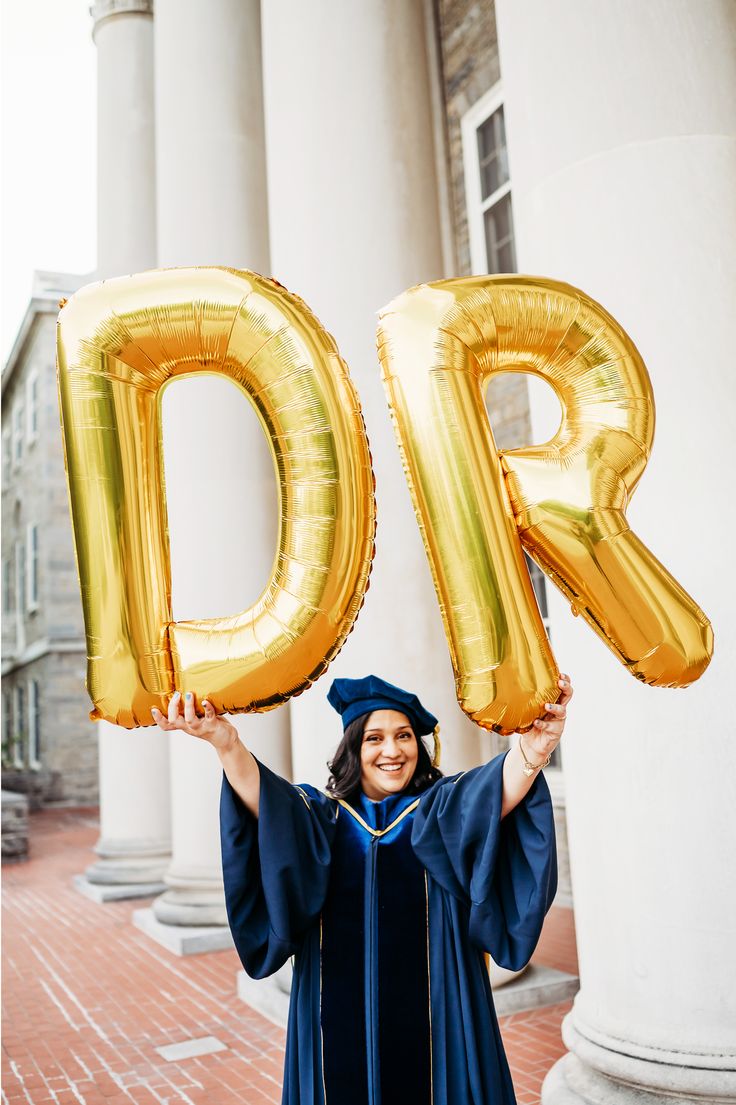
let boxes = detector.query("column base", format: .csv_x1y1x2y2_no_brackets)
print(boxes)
152,887,228,927
86,834,170,886
542,1013,736,1104
133,907,234,956
74,874,166,902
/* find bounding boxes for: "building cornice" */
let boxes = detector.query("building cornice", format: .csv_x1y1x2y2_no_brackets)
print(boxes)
2,272,87,397
2,637,87,677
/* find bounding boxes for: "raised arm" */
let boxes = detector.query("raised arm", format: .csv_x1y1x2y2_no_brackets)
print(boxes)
151,691,261,816
501,674,573,818
154,690,337,979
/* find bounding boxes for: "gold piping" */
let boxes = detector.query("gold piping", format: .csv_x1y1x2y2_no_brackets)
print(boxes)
319,915,328,1103
425,870,434,1104
293,785,311,810
336,798,420,838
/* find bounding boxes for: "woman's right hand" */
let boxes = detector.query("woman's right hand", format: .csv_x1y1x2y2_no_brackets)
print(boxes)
151,691,238,754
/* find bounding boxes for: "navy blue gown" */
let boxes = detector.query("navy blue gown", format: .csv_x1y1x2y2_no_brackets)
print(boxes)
220,751,557,1105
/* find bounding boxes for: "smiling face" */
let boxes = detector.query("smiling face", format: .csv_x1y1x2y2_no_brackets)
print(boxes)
359,709,419,800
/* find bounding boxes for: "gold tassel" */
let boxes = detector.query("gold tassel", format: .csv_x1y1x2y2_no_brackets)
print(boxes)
431,724,441,768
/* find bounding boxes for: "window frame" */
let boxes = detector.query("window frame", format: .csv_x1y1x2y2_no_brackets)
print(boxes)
2,691,12,765
2,427,11,474
12,402,24,468
26,370,40,446
15,538,26,618
13,683,26,769
2,554,14,615
28,678,41,769
461,83,515,276
26,523,39,613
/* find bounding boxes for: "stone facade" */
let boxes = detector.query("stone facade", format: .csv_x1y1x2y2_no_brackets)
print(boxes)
1,272,99,807
1,789,29,862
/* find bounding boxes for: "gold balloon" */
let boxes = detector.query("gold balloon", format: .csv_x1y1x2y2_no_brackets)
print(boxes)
57,268,376,728
378,281,557,734
377,276,712,733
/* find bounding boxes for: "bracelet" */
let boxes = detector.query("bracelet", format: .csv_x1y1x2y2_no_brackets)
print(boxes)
518,735,551,778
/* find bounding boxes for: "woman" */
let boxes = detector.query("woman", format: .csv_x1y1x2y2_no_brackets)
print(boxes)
152,672,571,1105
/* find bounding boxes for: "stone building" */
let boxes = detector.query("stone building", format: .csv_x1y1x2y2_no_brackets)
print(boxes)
1,270,98,807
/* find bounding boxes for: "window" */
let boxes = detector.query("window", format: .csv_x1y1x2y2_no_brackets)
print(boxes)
26,371,40,444
2,428,11,473
15,540,26,617
26,525,39,612
2,555,13,615
28,679,41,768
2,692,12,764
13,684,25,768
12,403,24,467
524,552,551,636
462,85,517,275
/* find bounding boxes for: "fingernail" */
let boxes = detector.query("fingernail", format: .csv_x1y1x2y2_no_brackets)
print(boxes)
173,691,180,699
545,703,552,709
151,707,157,715
185,692,192,700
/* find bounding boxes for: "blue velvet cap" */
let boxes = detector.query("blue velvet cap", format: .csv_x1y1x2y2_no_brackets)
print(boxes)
327,675,438,736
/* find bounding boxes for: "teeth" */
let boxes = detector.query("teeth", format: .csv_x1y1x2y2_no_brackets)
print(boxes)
378,765,402,772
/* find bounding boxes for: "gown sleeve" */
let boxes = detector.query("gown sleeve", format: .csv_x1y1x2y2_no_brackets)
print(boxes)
219,758,338,980
411,750,557,971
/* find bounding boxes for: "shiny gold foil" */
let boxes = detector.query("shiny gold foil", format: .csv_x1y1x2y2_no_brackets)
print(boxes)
57,268,376,728
377,277,712,733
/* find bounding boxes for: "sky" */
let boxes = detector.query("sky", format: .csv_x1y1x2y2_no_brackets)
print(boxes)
1,0,96,364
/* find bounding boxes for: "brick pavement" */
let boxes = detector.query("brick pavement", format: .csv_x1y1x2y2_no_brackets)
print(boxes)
2,808,577,1105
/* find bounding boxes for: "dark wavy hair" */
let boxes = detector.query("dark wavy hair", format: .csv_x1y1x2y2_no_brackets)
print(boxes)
326,711,443,800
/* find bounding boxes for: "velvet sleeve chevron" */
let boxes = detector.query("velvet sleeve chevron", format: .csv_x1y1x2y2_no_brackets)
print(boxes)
410,751,558,971
219,759,338,979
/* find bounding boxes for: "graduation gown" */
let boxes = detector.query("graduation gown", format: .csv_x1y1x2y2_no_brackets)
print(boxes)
220,751,557,1105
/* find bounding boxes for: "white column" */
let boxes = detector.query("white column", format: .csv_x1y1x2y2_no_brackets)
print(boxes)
94,0,157,279
85,0,171,895
151,0,288,929
495,2,736,1101
261,0,483,786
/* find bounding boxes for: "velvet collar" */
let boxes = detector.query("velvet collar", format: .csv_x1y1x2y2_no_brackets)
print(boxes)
352,788,420,832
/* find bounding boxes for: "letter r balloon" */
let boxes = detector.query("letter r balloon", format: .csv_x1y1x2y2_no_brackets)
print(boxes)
56,268,376,728
377,276,712,734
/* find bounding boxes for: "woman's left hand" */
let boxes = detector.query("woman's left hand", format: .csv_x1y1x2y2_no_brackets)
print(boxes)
525,673,573,762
